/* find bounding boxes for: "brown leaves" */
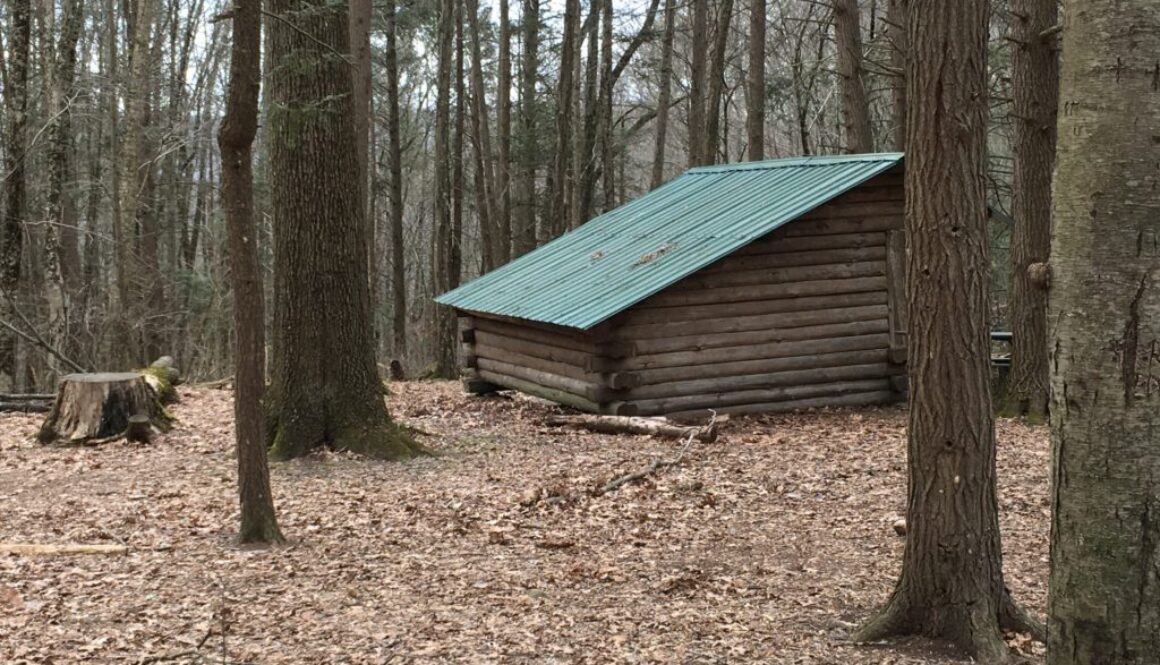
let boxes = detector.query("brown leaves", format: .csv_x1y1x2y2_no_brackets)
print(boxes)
0,384,1051,664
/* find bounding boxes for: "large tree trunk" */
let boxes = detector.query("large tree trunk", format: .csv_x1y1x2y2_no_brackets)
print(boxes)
835,0,874,153
384,0,407,359
1000,0,1058,421
1046,2,1160,663
854,2,1041,661
650,0,676,187
745,0,765,161
1,0,31,386
219,0,283,543
265,0,422,460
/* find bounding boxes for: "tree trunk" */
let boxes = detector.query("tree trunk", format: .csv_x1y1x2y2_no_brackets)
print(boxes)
348,0,374,343
497,0,513,262
549,0,580,237
888,0,908,151
466,0,500,271
512,0,540,256
431,0,457,379
854,2,1041,660
703,0,734,166
219,0,283,544
835,0,874,153
384,0,407,359
1,0,31,385
687,0,708,167
746,0,765,161
1046,2,1160,663
116,0,157,365
650,0,676,187
574,2,600,228
598,0,615,211
1000,0,1058,421
44,0,85,379
38,373,171,443
265,0,422,460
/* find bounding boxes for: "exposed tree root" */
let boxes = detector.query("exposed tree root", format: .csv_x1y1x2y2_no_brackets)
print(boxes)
854,590,1041,664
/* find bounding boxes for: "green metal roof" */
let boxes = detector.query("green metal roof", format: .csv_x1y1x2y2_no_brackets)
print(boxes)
436,153,904,330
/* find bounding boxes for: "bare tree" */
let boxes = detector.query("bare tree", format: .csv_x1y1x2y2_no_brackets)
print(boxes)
746,0,765,161
650,0,677,186
384,0,407,358
834,0,873,153
1001,0,1058,420
218,0,282,543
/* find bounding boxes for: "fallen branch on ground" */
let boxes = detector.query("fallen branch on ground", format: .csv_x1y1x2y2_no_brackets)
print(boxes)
598,412,718,495
544,414,719,443
0,543,128,555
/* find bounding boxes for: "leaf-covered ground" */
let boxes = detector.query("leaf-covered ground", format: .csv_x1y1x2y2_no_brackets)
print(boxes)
1,382,1049,664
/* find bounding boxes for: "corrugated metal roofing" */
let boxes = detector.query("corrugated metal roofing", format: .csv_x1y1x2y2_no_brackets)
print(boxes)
435,152,904,330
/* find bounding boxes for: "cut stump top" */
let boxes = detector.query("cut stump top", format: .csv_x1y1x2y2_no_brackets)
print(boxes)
61,372,142,383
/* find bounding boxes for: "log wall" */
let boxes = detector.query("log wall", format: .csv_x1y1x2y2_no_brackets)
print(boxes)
607,169,905,416
455,169,906,418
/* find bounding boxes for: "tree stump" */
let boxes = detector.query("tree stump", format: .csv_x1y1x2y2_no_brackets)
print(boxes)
37,373,171,444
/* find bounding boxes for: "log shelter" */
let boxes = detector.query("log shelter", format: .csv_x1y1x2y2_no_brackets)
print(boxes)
436,153,907,418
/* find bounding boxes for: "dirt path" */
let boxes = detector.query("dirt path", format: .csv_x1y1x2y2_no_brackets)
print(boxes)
0,382,1049,664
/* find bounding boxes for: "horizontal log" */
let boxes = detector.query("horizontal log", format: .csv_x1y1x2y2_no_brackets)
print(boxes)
617,304,888,341
628,362,900,401
544,414,718,442
662,389,899,420
796,201,903,221
476,370,603,413
0,393,55,401
637,275,888,309
679,260,885,291
474,340,592,382
629,378,895,415
473,330,592,368
636,348,891,386
778,216,902,237
731,231,887,257
0,401,51,413
477,358,601,398
700,246,887,275
474,316,596,354
616,290,887,327
471,311,611,341
0,543,129,556
624,332,891,371
629,320,892,357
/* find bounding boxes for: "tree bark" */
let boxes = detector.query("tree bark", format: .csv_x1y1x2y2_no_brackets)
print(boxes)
466,0,500,270
1047,2,1160,663
512,0,540,256
265,0,422,460
687,0,708,167
348,0,374,343
854,2,1041,660
835,0,874,153
549,0,580,237
219,0,283,544
384,0,407,359
887,0,908,151
650,0,676,187
746,0,765,161
1,0,31,385
702,0,733,166
431,0,457,378
1000,0,1058,421
497,0,513,262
